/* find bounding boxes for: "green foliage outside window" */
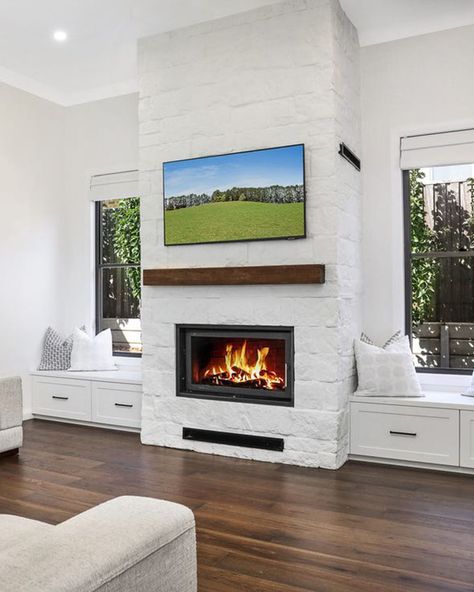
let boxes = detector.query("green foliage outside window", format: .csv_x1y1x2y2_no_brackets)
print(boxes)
467,177,474,243
112,198,141,302
409,169,437,325
101,197,141,319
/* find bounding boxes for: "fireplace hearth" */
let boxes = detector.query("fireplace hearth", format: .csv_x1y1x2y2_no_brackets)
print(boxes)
176,325,294,406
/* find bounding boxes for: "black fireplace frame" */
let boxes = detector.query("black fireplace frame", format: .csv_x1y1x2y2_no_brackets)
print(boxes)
176,324,294,406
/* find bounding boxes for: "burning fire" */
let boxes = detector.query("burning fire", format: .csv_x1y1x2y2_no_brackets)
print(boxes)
201,340,284,390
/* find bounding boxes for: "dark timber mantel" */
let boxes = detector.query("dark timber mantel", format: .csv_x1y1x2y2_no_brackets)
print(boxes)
143,264,325,286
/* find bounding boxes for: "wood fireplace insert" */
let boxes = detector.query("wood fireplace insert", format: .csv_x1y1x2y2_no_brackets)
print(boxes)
176,324,294,406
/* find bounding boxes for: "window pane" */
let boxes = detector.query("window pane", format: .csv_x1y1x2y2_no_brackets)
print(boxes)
99,266,142,354
410,168,474,253
100,198,140,264
411,256,474,370
97,196,142,356
409,167,474,372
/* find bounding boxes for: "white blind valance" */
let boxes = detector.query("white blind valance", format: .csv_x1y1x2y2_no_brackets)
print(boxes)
400,129,474,169
90,170,139,201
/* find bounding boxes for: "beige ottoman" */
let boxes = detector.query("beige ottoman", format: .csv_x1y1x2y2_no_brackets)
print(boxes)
0,376,23,457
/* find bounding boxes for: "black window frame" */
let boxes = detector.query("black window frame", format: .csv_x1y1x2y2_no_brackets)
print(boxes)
403,169,473,375
95,199,142,358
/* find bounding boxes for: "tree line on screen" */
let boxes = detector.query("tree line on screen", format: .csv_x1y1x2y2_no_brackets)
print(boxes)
165,184,304,210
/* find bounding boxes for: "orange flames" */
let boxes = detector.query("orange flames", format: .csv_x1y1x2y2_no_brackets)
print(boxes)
201,340,284,390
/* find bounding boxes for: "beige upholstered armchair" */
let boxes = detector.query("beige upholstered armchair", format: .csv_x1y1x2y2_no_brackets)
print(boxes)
0,376,23,457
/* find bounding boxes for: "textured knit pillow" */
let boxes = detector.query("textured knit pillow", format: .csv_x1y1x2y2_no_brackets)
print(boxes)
69,328,116,372
38,327,77,371
354,336,423,397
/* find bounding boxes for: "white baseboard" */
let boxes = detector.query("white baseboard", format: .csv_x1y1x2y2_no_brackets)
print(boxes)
349,454,474,475
30,414,141,434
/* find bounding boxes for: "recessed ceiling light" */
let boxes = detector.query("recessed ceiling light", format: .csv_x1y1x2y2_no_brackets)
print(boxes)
53,30,68,42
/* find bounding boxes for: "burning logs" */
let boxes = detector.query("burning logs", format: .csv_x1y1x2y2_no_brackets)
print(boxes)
200,342,285,390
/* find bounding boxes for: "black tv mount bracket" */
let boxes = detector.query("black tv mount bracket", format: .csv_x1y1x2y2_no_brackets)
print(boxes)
338,142,361,171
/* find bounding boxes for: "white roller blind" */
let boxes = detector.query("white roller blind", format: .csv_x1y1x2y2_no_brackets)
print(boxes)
400,129,474,169
90,170,139,201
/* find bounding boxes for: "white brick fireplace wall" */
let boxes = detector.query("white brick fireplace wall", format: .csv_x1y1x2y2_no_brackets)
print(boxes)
139,0,361,469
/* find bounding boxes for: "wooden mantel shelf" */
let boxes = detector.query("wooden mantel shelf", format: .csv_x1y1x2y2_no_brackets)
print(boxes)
143,264,325,286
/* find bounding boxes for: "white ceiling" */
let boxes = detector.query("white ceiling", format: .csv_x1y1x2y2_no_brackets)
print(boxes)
0,0,275,106
341,0,474,47
1,0,474,106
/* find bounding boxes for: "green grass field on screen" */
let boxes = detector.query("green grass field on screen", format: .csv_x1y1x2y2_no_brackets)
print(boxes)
164,201,305,245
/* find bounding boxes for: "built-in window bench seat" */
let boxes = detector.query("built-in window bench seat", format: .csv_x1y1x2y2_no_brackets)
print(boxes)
30,369,142,432
350,390,474,473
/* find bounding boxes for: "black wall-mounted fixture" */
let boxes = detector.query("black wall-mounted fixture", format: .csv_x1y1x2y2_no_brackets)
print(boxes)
183,427,285,451
338,143,361,171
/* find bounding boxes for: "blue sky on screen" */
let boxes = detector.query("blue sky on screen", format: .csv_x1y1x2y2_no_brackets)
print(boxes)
164,144,304,198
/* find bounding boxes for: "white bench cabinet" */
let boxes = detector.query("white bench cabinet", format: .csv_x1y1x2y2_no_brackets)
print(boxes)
350,392,474,471
31,371,142,431
460,410,474,468
92,381,142,428
350,402,459,466
33,376,92,421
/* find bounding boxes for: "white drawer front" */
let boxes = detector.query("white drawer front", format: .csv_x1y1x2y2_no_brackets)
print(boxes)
92,382,142,428
350,402,459,466
33,377,92,420
460,411,474,468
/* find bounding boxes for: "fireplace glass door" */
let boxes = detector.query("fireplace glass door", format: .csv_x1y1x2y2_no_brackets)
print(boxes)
176,325,294,406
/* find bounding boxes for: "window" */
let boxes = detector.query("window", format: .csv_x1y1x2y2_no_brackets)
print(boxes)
96,198,142,355
404,166,474,372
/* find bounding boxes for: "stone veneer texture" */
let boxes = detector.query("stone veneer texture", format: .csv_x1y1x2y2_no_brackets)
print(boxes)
138,0,361,469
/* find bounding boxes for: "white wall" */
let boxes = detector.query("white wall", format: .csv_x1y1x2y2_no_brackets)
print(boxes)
361,24,474,343
63,94,139,332
0,86,138,414
0,82,65,411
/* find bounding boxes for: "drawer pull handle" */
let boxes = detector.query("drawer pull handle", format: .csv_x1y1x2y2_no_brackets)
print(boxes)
115,403,133,408
52,395,69,401
389,430,417,437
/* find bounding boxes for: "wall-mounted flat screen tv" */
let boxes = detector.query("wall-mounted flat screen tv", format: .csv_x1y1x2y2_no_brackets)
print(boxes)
163,144,305,246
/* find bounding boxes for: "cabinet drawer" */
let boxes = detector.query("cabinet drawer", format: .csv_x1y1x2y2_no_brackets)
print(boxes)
92,382,142,428
33,377,92,420
460,411,474,468
350,402,459,466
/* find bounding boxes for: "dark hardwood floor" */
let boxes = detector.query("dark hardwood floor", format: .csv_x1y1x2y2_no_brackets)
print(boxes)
1,420,474,591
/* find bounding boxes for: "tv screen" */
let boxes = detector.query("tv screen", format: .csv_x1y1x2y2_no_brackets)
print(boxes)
163,144,305,246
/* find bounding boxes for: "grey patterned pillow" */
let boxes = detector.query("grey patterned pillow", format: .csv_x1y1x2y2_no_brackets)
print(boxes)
38,327,84,371
383,330,402,348
360,331,402,349
360,332,374,345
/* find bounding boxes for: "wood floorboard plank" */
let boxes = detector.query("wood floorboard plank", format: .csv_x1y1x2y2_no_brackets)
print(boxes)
0,495,74,524
198,564,313,592
0,462,83,486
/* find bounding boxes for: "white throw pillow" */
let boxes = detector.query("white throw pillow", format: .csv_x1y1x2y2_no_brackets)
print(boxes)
69,328,116,372
354,336,423,397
